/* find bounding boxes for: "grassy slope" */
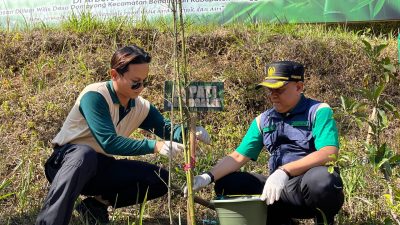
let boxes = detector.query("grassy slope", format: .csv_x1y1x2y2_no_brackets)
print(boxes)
0,17,399,224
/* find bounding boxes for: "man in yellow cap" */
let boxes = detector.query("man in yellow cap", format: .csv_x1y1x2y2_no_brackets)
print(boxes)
186,61,344,225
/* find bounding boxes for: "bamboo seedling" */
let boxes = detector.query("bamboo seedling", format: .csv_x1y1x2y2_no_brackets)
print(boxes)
170,0,196,224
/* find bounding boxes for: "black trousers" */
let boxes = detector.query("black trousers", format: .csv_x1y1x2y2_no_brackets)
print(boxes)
214,166,344,225
36,144,168,225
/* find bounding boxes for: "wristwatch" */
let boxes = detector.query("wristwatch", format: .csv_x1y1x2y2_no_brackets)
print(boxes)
278,166,292,178
206,171,215,183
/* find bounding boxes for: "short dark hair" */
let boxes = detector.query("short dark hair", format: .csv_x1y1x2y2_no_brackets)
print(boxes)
110,45,151,75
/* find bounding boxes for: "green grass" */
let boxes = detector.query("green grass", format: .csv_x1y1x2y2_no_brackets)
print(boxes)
0,15,400,225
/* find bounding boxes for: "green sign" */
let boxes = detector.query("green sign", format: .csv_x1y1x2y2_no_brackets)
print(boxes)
164,81,224,112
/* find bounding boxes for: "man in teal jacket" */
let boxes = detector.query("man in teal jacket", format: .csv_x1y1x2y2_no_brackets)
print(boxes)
36,45,211,225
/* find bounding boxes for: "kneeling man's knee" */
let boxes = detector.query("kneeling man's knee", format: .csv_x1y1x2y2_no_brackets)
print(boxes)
301,166,344,214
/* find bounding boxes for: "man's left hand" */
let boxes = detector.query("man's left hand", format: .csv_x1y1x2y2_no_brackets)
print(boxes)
260,168,289,205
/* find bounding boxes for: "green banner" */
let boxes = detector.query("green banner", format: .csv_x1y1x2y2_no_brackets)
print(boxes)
215,0,400,24
164,81,224,112
1,0,400,28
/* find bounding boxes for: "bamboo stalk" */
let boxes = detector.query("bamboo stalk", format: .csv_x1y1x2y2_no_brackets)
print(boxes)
177,1,196,223
186,114,197,224
170,0,196,224
167,71,176,225
169,1,180,224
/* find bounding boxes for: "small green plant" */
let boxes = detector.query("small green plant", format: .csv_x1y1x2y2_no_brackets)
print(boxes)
127,188,149,225
17,159,34,213
0,177,15,201
137,188,149,225
383,184,400,224
340,39,400,180
340,39,400,223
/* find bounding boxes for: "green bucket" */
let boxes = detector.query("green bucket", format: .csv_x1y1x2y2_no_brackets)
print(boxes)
211,196,267,225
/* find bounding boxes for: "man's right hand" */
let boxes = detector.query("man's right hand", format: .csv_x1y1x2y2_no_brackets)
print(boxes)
183,173,212,197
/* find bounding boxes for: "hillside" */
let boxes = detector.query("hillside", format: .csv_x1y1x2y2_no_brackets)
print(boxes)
1,18,400,224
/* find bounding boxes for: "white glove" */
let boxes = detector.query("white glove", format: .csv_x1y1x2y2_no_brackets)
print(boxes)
260,168,289,205
195,126,211,144
159,141,184,158
183,173,212,197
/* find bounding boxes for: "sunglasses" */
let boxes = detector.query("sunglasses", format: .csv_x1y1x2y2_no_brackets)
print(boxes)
118,71,149,90
130,80,149,90
267,82,289,95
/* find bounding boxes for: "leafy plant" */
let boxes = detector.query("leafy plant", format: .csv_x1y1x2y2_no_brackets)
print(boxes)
340,39,400,180
383,184,400,224
17,159,34,212
340,39,400,224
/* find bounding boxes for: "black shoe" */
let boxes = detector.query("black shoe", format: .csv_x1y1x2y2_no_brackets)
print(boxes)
76,197,110,225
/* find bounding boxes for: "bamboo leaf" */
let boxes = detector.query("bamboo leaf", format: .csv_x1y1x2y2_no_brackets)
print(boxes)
373,82,386,103
340,96,349,111
389,155,400,165
383,101,396,111
384,72,390,83
373,0,386,18
373,43,388,57
377,108,388,128
367,120,377,134
355,117,364,128
377,158,389,168
359,88,374,102
361,39,372,53
383,63,396,73
340,95,347,112
353,102,367,113
384,99,400,119
366,144,377,162
374,143,388,164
